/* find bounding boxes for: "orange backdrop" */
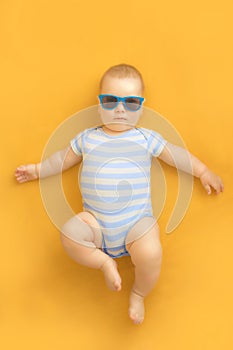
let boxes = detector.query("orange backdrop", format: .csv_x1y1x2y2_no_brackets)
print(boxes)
1,0,233,349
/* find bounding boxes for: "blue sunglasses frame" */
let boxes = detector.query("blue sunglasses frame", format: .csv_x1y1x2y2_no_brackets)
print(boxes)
98,94,145,111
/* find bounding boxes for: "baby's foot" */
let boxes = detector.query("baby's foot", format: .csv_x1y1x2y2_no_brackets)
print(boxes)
129,290,145,324
100,258,122,292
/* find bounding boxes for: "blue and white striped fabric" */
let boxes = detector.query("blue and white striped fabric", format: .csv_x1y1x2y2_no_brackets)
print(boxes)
70,126,167,258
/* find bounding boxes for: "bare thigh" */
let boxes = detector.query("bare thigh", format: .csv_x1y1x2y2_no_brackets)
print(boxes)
60,211,103,249
125,217,162,265
125,216,158,251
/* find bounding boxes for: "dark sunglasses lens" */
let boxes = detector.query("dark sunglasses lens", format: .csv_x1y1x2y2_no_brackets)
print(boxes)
101,95,118,109
125,97,142,111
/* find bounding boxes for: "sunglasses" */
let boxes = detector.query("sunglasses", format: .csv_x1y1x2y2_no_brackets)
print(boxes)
98,94,145,111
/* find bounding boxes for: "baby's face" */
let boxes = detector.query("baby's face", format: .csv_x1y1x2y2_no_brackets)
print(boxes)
98,76,144,134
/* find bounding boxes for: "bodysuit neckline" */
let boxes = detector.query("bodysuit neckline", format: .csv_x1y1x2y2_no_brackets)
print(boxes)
98,126,136,139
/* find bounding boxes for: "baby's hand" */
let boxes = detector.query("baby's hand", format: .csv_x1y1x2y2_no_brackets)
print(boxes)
199,169,224,195
15,164,38,183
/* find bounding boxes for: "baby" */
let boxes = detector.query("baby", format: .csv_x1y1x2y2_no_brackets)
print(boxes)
15,64,224,325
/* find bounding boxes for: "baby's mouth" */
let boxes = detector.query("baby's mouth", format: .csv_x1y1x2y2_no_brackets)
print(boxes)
113,116,127,121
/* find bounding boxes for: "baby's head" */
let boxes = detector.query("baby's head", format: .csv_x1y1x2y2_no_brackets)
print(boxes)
98,64,145,134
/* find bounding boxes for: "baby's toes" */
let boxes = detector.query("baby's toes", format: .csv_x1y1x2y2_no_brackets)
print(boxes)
129,309,144,324
129,291,145,325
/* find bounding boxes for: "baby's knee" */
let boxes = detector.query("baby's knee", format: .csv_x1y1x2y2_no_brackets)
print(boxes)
132,241,162,269
144,243,162,267
60,214,94,245
152,243,162,263
60,231,73,250
60,212,103,249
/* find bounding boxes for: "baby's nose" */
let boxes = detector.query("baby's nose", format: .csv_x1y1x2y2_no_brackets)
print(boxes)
115,101,125,112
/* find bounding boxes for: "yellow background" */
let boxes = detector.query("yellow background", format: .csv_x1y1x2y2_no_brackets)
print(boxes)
1,0,233,349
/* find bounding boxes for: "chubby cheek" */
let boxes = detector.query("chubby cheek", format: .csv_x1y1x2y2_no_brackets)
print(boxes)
98,105,109,124
99,109,113,125
129,111,141,125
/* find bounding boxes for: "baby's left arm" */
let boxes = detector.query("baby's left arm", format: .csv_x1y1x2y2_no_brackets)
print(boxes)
158,143,224,195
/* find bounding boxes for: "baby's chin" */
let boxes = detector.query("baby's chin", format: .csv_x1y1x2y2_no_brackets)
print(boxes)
103,122,135,133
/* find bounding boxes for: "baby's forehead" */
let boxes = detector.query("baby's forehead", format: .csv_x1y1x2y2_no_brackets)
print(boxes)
101,76,143,96
103,75,141,85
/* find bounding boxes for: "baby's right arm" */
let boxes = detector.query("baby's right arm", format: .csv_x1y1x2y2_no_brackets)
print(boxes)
15,146,82,183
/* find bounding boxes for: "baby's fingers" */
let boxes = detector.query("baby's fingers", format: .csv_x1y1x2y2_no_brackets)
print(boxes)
203,183,212,195
15,165,28,183
15,165,27,175
213,179,224,195
200,170,224,196
205,178,224,195
15,175,29,183
15,164,38,183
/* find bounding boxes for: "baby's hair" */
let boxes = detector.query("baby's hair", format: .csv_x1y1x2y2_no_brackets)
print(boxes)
99,63,145,93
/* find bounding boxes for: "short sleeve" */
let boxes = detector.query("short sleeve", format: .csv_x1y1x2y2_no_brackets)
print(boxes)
70,131,84,156
147,130,167,157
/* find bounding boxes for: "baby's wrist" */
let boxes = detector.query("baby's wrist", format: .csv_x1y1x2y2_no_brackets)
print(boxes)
198,166,209,179
34,163,39,179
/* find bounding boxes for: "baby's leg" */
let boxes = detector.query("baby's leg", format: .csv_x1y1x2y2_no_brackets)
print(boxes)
60,212,121,291
126,217,162,324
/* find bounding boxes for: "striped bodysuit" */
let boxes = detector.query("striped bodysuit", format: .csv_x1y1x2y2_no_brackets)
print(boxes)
70,126,167,258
